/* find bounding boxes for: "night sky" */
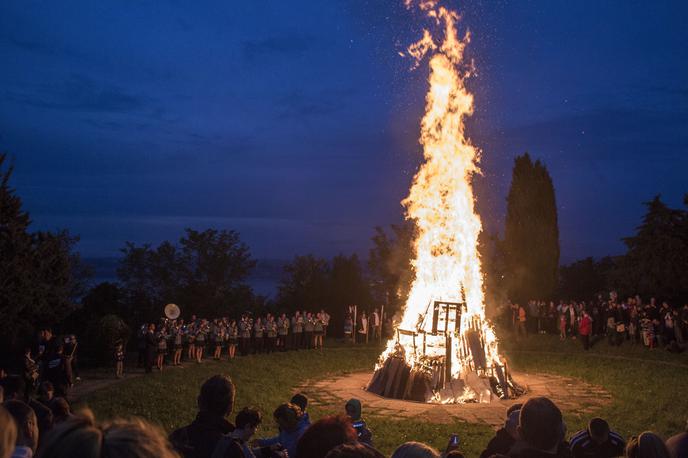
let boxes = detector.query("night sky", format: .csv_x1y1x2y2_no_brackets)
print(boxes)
2,1,687,264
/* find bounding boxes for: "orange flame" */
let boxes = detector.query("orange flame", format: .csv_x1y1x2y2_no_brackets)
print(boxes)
378,2,500,402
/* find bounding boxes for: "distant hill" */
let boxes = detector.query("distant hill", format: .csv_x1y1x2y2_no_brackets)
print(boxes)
82,257,285,298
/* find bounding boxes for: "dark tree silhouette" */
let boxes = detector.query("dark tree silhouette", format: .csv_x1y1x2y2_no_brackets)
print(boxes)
117,228,256,320
0,153,89,356
612,195,688,300
367,223,414,317
503,153,560,302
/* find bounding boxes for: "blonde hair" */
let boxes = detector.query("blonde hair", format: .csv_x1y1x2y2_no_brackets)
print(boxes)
0,406,18,458
391,441,440,458
37,410,179,458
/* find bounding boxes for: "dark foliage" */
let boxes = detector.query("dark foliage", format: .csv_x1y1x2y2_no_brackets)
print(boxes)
503,153,560,302
0,153,89,360
611,195,688,301
367,223,414,318
558,256,615,301
117,228,257,322
276,254,371,336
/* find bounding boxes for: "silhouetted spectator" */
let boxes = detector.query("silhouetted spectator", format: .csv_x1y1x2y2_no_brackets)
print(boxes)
665,419,688,458
0,405,18,458
256,403,306,458
295,415,357,458
170,375,236,458
480,405,522,458
391,441,440,458
326,443,385,458
508,397,568,458
345,399,372,446
4,400,39,458
625,432,670,458
50,398,73,425
37,411,179,458
212,407,265,458
2,376,53,441
290,393,310,427
570,418,625,458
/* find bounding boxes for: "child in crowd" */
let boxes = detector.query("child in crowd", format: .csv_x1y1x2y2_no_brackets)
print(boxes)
114,341,125,378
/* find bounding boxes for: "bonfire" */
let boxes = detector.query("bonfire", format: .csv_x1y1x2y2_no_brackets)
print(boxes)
367,1,523,404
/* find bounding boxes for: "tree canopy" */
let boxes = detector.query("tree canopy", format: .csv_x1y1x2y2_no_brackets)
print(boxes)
0,153,88,353
503,153,560,302
612,195,688,301
117,228,256,321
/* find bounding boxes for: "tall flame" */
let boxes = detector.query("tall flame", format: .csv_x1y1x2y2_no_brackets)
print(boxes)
378,2,500,397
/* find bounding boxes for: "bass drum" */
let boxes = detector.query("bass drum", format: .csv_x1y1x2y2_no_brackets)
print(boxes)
164,303,180,320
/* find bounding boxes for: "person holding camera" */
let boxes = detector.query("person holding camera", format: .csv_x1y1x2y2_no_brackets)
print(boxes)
255,403,307,458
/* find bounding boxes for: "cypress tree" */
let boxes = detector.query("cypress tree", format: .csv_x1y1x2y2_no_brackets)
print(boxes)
503,153,560,302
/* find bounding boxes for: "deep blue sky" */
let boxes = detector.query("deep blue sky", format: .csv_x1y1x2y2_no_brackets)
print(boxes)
2,1,687,263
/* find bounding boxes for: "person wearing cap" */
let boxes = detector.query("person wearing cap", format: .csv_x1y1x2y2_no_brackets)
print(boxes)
290,393,311,428
480,404,522,458
569,418,625,458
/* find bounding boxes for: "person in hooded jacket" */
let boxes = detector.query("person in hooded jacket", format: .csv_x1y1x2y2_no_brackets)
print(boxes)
480,404,522,458
345,399,373,446
254,403,307,458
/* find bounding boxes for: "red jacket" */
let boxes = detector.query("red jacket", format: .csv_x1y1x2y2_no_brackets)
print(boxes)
579,315,592,335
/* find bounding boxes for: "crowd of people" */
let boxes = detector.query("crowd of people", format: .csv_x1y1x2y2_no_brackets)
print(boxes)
509,294,688,351
133,307,390,376
13,329,81,401
1,372,687,458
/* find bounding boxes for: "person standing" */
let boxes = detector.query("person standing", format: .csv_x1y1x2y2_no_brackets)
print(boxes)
304,313,314,349
291,311,304,350
156,327,168,371
45,345,69,397
344,314,353,343
321,309,331,338
517,304,527,338
277,313,289,351
114,341,125,378
254,317,265,354
239,315,252,356
266,315,277,353
579,311,592,350
173,322,184,366
145,323,156,373
23,348,39,397
358,312,369,344
313,313,324,350
227,319,238,359
371,309,381,341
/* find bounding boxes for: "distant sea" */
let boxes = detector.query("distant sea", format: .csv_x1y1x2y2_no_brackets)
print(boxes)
84,257,284,299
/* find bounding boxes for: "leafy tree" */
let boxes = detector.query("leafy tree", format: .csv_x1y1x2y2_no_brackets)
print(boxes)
503,153,560,302
328,254,371,336
117,228,256,321
0,153,89,354
276,255,330,312
612,196,688,300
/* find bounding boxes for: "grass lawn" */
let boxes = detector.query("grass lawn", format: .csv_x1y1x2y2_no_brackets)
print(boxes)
81,336,688,456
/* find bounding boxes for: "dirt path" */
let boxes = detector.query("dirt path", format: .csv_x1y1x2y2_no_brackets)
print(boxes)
297,370,612,428
68,367,146,403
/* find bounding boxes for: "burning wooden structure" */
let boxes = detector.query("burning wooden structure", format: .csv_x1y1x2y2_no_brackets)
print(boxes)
367,300,524,403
